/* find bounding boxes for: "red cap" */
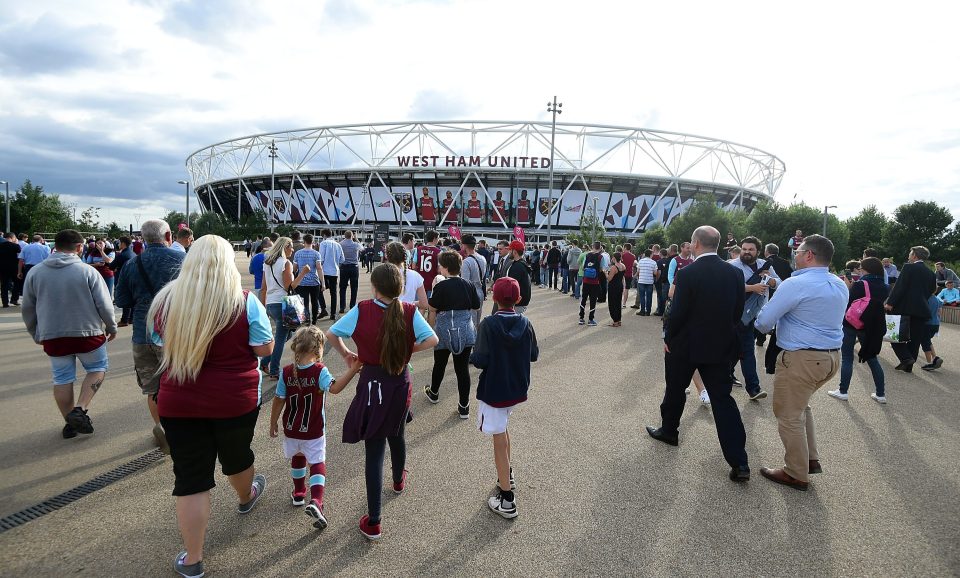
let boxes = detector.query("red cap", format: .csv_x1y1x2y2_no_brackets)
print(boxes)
509,240,525,253
492,276,521,306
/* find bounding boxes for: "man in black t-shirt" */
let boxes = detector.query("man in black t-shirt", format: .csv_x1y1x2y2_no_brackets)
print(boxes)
654,247,673,316
0,233,22,307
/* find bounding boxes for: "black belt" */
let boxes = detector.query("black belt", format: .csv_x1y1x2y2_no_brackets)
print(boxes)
800,348,839,353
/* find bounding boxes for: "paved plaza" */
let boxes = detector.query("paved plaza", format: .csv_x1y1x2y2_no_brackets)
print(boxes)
1,255,958,576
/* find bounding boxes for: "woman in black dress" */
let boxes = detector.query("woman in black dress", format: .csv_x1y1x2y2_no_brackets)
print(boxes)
606,252,626,327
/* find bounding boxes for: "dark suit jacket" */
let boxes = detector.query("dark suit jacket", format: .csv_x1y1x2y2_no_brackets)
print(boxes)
766,254,793,280
665,254,744,365
887,261,936,319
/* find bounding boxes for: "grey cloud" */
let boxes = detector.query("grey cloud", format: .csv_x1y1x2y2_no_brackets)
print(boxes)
158,0,270,45
323,0,370,27
0,14,139,76
408,90,472,120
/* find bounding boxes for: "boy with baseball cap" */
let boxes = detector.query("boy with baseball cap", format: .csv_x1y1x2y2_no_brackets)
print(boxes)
470,277,539,518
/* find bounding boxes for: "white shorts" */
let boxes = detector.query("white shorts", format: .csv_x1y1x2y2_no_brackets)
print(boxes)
282,436,327,464
477,400,514,435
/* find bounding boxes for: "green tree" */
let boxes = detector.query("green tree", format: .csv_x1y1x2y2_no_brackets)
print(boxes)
883,200,955,262
9,180,73,234
844,205,889,257
162,211,201,234
77,207,102,233
105,222,125,239
639,224,667,250
665,194,747,247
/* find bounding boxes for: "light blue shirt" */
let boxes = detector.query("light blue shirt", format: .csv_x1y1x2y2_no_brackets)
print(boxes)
936,287,960,303
754,267,847,351
292,248,322,286
330,300,435,344
318,239,344,277
21,242,51,265
340,239,361,265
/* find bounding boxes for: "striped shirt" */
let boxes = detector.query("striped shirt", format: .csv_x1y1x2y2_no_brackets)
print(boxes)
635,257,657,285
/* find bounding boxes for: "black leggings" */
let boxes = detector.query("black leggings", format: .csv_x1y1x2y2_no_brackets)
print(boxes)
363,417,406,524
430,347,473,407
296,285,324,322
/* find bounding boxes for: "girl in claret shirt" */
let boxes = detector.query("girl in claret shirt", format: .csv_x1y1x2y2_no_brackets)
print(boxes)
326,264,438,541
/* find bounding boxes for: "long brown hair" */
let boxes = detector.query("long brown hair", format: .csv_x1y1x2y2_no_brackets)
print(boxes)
371,263,407,375
384,241,408,283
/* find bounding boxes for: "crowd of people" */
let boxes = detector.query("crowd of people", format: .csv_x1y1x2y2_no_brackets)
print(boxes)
5,220,954,577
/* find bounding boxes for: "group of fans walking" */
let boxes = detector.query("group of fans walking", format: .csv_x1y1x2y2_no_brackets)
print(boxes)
5,218,953,577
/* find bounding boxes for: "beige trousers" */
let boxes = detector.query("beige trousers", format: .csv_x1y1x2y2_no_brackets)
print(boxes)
773,349,840,482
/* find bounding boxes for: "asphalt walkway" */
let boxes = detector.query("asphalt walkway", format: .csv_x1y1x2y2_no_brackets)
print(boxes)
0,256,957,576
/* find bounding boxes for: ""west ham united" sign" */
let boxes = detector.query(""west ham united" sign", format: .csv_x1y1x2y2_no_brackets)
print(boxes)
396,155,552,169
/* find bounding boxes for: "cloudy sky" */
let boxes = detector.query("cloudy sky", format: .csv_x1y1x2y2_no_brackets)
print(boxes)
1,0,957,228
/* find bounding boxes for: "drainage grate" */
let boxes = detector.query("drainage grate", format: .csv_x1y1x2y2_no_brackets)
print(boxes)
0,384,279,534
0,449,166,533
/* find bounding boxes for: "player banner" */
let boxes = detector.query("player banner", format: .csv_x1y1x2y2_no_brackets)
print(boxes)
447,225,462,240
513,226,525,243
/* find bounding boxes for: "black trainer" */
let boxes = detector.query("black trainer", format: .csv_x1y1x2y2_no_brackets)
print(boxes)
62,423,77,439
457,404,470,419
65,407,94,434
423,384,439,404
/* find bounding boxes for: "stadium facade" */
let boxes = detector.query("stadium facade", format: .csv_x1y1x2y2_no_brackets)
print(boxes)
185,121,784,239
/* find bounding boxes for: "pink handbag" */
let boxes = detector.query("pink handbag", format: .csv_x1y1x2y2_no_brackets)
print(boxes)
844,280,872,330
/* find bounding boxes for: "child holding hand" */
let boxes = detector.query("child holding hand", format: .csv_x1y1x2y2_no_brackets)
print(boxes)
269,325,361,529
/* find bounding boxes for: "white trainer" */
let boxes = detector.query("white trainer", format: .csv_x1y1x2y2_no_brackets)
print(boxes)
699,390,711,405
827,390,849,401
871,393,887,404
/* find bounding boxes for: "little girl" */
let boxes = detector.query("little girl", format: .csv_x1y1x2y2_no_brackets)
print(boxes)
269,325,361,530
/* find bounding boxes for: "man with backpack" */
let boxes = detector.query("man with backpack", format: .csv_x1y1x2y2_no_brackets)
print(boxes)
461,235,488,327
579,242,605,327
114,219,185,453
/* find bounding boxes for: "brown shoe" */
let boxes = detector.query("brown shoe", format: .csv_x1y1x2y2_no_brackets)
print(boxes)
760,467,808,491
809,460,822,474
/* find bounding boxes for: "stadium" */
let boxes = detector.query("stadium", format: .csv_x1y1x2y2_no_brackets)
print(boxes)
185,121,785,240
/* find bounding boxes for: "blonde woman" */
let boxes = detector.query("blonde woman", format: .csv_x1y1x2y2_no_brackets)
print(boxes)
147,235,274,578
260,236,311,379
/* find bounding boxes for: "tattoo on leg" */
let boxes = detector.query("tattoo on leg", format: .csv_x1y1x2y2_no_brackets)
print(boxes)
89,378,104,393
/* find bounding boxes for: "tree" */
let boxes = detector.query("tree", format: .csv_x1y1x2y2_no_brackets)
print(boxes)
105,222,125,239
162,211,201,235
639,224,667,250
883,200,955,262
8,180,73,235
665,194,748,247
845,205,889,257
77,207,102,233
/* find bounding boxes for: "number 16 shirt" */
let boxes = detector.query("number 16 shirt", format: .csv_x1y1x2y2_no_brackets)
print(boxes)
414,244,442,291
277,362,333,439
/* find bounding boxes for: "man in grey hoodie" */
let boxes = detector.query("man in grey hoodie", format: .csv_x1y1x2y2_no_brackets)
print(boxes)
21,229,118,439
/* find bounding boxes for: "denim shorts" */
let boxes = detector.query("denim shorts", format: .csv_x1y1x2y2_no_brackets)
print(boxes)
50,343,109,385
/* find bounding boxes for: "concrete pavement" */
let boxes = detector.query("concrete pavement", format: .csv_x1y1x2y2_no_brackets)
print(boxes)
0,255,958,576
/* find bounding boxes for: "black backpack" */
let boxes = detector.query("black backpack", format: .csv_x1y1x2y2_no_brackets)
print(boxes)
468,254,487,296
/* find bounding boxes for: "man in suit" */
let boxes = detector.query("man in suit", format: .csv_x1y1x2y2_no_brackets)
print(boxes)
885,245,937,372
646,226,751,482
757,243,794,370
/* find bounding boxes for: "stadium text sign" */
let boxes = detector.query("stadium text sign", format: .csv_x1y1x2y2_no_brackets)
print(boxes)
396,155,552,169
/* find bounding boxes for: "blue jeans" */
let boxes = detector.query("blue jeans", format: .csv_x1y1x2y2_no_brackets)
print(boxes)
574,275,582,298
839,325,884,396
655,284,668,315
636,283,654,313
561,268,569,292
735,324,761,395
263,303,290,375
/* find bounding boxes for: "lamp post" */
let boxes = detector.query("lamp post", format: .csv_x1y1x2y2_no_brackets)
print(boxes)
177,180,190,228
592,196,599,244
823,205,837,236
0,180,9,232
546,96,562,243
268,140,278,230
